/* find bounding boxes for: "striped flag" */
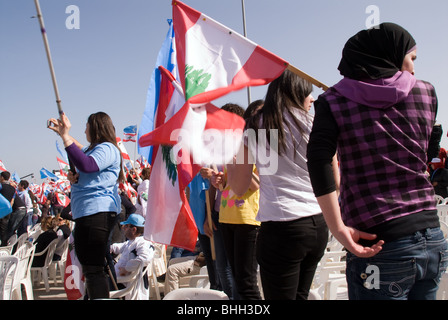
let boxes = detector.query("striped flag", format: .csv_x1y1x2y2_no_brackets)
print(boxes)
116,137,131,161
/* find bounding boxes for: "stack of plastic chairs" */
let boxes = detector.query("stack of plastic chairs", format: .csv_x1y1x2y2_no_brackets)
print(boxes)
309,234,347,300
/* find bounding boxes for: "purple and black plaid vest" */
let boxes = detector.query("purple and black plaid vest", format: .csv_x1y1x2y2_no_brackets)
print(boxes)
322,80,438,230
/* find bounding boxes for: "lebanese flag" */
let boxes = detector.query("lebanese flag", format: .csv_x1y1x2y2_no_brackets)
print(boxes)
116,137,131,161
173,0,288,102
139,66,199,251
56,157,69,177
64,234,85,300
55,192,70,207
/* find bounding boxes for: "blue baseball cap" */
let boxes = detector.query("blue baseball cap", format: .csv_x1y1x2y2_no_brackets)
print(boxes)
120,214,145,227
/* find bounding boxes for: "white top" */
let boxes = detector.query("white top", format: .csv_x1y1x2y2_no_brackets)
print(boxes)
246,108,321,222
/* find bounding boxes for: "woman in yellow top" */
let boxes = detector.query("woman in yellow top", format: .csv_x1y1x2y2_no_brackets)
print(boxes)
212,102,262,300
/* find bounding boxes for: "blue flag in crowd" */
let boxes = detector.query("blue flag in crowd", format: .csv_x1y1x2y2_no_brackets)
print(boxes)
40,167,59,181
137,19,178,164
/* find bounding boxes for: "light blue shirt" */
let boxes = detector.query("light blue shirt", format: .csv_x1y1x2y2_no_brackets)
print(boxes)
71,142,121,219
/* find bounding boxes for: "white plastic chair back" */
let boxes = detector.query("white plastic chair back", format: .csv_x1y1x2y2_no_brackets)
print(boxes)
0,256,19,300
31,238,59,292
438,205,448,224
12,242,35,299
16,233,29,252
436,195,445,204
109,260,144,300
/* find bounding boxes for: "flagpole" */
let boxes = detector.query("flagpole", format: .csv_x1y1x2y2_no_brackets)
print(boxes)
241,0,251,105
33,0,62,116
287,64,329,91
34,0,76,173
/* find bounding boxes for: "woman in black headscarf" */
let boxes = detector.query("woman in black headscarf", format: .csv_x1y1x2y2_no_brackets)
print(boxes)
307,23,447,300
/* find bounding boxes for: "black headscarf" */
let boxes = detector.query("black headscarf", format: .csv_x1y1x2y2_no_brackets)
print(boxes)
338,23,417,80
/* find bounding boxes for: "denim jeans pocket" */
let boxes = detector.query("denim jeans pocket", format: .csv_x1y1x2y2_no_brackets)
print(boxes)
347,255,416,299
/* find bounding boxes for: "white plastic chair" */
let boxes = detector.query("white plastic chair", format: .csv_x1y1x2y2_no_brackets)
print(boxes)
31,238,59,292
0,234,19,256
109,260,145,300
438,205,448,224
15,233,29,252
50,238,70,285
436,195,445,205
188,266,210,288
0,256,19,300
163,288,229,300
310,235,347,300
12,242,36,300
147,243,167,300
28,224,42,243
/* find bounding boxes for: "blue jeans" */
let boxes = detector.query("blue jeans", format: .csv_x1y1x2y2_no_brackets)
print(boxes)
346,227,448,300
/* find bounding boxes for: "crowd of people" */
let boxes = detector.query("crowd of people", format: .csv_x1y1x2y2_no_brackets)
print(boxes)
1,22,448,301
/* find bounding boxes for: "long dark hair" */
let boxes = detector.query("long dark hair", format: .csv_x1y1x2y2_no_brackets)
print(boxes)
246,69,313,155
86,112,125,182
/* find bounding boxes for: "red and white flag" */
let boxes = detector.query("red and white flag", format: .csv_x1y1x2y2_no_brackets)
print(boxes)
64,234,85,300
55,192,70,207
116,137,131,161
0,160,6,172
140,66,200,251
56,157,69,177
173,0,288,102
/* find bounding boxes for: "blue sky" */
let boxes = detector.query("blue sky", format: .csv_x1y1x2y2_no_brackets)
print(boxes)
1,0,447,183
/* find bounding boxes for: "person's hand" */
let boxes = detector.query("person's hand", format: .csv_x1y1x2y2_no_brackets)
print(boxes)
335,226,384,258
47,113,72,138
67,171,79,184
200,167,215,179
210,171,224,189
203,219,216,238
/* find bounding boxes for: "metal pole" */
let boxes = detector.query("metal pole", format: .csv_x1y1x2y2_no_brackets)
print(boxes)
33,0,63,116
34,0,76,173
241,0,251,106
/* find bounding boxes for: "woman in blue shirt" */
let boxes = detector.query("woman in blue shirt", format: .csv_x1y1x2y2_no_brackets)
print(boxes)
48,111,124,299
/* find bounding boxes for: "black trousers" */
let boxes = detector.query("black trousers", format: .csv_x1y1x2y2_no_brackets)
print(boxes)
220,223,261,300
256,214,328,300
74,211,116,299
